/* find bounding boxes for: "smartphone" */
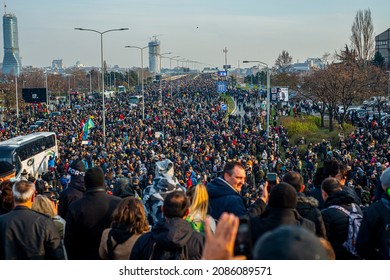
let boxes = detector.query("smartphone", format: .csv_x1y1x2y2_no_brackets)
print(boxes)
234,217,252,258
267,172,277,192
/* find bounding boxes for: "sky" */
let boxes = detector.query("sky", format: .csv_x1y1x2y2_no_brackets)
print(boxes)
2,0,389,70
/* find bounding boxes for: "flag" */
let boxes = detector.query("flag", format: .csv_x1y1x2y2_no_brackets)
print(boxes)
82,118,95,140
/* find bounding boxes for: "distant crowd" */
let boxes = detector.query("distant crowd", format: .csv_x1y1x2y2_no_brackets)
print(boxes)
0,73,389,260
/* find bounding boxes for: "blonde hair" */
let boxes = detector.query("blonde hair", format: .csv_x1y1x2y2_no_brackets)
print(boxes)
187,183,209,222
32,194,55,218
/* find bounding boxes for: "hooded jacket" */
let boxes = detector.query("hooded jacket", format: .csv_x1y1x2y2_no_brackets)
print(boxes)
207,177,247,220
58,160,86,220
296,193,327,239
321,190,363,260
130,217,204,260
356,193,390,259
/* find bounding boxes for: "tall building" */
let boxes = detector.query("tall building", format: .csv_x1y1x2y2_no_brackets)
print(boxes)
2,10,22,75
148,37,160,73
375,28,390,70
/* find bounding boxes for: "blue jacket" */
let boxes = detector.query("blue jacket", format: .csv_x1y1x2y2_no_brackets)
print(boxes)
207,177,247,220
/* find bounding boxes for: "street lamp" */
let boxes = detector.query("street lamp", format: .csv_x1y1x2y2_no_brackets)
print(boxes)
243,60,270,137
158,52,172,105
168,56,180,96
75,27,129,143
125,45,147,120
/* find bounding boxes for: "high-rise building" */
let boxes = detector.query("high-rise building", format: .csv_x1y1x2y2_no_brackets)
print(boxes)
148,37,160,73
2,11,22,75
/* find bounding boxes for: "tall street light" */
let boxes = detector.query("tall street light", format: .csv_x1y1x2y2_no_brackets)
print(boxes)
75,27,129,143
125,45,147,120
158,52,172,105
168,56,180,96
243,60,270,138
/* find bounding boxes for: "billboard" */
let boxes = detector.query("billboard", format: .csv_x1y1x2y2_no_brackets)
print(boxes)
22,88,47,103
271,87,289,102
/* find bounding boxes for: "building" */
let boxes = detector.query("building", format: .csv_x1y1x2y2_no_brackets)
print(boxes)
52,59,64,72
148,37,160,73
375,28,390,70
2,12,22,75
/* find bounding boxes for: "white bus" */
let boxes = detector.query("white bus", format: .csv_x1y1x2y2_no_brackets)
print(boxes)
0,132,58,179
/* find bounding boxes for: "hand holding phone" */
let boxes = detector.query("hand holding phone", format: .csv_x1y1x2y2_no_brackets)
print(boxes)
266,172,277,192
234,217,252,258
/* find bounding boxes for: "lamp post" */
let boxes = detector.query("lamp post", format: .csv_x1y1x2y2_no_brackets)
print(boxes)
158,52,172,105
15,76,19,118
67,74,73,107
125,45,147,120
75,27,129,143
169,56,180,96
243,60,270,137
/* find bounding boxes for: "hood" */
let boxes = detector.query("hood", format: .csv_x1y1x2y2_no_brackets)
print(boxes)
297,193,319,208
155,159,175,179
151,218,194,249
324,190,354,207
68,176,86,192
207,177,237,199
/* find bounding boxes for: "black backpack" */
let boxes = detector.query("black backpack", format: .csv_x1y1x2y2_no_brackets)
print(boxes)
149,242,189,260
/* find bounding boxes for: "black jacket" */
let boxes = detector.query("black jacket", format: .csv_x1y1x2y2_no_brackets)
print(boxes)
64,188,121,260
321,190,363,260
250,208,316,246
296,193,327,239
0,206,65,259
356,194,390,259
130,217,204,260
58,177,86,220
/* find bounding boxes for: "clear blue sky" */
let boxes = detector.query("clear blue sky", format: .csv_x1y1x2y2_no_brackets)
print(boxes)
2,0,389,69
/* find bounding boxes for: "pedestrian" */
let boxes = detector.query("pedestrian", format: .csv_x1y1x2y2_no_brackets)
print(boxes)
0,180,65,259
64,167,121,259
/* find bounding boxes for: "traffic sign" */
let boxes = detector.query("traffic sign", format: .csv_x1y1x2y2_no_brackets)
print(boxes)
217,82,227,93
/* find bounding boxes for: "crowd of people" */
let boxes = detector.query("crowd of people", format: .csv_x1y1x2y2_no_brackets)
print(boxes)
0,73,389,260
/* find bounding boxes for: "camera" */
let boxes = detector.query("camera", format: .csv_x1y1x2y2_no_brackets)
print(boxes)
234,217,252,258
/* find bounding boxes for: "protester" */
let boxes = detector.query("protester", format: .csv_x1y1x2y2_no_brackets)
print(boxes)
130,191,204,260
283,171,327,238
0,180,65,259
57,159,86,220
356,167,390,259
99,197,149,260
186,183,216,233
64,167,121,259
321,177,363,259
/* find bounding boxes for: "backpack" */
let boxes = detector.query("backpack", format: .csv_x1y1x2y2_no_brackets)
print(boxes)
329,203,362,256
149,242,188,260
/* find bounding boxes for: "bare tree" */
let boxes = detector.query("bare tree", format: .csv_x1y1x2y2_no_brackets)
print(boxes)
350,9,375,63
275,50,293,72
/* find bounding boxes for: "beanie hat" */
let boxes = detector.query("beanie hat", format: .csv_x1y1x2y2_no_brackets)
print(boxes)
0,161,15,178
268,182,297,209
253,225,328,260
67,160,86,177
85,167,105,189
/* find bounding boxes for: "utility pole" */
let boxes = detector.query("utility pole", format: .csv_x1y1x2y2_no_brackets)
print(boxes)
223,47,228,72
